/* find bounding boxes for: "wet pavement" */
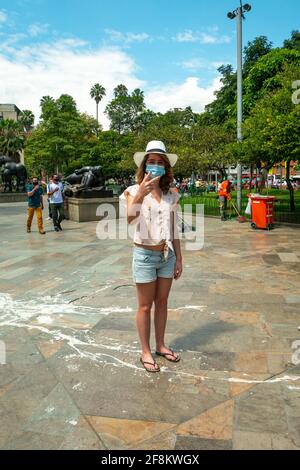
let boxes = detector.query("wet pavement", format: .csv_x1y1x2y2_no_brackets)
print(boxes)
0,201,300,450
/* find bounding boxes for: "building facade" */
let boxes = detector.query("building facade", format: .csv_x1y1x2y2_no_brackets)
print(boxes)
0,104,22,122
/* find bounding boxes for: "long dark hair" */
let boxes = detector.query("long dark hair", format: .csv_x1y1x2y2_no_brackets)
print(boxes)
136,154,174,194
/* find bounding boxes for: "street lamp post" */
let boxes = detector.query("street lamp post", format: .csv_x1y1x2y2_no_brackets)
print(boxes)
227,2,252,212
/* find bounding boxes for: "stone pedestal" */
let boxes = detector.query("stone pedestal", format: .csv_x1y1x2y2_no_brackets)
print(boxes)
65,197,120,223
0,193,27,203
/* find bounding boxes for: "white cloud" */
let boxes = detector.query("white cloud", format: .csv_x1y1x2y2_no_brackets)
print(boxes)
104,29,150,44
200,33,231,45
175,30,198,43
0,39,144,129
28,23,49,37
145,77,222,114
0,10,7,24
0,36,222,130
179,58,224,71
174,28,232,45
0,33,27,52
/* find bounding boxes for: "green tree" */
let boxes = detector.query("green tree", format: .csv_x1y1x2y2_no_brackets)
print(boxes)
243,36,273,74
243,48,300,115
0,119,25,161
242,64,300,209
284,30,300,51
56,94,77,113
133,110,234,178
40,96,56,121
19,110,35,133
130,89,148,133
89,131,134,177
105,85,147,134
40,96,55,106
206,37,274,123
90,83,106,123
190,123,235,177
204,36,292,123
105,85,129,134
25,95,101,175
205,64,237,123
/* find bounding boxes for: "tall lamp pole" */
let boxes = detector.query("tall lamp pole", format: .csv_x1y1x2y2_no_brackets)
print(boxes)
227,2,251,212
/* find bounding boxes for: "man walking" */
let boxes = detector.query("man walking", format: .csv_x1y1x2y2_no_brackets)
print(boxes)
218,176,232,221
26,177,46,234
47,175,65,232
46,177,53,220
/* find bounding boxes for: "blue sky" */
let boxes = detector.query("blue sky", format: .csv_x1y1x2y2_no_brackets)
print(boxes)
0,0,298,127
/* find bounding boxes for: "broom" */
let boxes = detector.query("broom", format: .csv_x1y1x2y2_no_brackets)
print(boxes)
177,214,194,233
229,199,247,223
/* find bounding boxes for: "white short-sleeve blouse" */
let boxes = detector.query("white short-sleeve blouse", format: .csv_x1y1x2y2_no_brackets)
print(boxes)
119,184,180,252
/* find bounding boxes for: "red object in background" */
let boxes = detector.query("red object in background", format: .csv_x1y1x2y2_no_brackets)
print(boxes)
248,195,276,230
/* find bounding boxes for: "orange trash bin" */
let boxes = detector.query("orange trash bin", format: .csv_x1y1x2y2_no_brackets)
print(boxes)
248,195,275,230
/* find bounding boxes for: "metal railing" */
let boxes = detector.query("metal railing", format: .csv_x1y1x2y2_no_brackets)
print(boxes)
180,194,300,224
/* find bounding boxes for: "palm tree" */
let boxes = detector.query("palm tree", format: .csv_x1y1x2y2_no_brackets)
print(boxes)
40,96,56,121
40,95,55,107
90,83,106,122
19,110,35,133
0,119,25,161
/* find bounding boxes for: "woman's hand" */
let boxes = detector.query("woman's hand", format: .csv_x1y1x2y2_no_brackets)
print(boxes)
174,258,183,280
137,173,160,199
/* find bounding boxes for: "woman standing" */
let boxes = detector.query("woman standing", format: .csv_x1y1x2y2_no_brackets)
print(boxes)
120,141,183,373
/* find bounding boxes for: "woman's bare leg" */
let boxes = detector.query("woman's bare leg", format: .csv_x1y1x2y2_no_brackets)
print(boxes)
136,281,157,370
154,277,180,360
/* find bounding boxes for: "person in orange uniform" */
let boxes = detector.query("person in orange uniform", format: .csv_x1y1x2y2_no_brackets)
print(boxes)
218,176,232,221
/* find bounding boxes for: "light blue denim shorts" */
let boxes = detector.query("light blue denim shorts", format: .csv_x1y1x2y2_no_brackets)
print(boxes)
132,246,176,284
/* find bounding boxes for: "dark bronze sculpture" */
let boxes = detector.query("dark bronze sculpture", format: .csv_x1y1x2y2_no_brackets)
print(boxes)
64,166,113,198
0,155,28,193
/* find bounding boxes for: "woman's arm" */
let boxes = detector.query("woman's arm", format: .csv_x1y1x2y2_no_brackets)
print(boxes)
126,193,144,225
126,174,160,225
172,210,182,260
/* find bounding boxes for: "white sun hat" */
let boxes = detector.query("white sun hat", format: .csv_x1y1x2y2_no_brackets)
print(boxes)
133,140,178,168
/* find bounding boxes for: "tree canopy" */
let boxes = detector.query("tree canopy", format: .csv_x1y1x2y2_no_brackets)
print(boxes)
20,29,299,205
25,94,101,175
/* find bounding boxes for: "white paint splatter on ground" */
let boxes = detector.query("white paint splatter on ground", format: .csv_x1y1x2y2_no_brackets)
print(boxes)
227,375,300,385
67,419,78,426
45,406,55,414
0,292,140,370
0,292,132,320
72,382,85,391
1,293,299,388
37,315,54,325
174,305,207,311
67,364,80,372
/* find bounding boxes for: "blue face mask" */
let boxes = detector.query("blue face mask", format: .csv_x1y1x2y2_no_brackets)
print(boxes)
146,164,166,178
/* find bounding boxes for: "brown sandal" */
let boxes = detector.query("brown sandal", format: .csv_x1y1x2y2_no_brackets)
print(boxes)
140,358,160,373
156,348,181,363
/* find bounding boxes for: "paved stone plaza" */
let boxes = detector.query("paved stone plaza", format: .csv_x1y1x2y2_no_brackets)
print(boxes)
0,201,300,450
